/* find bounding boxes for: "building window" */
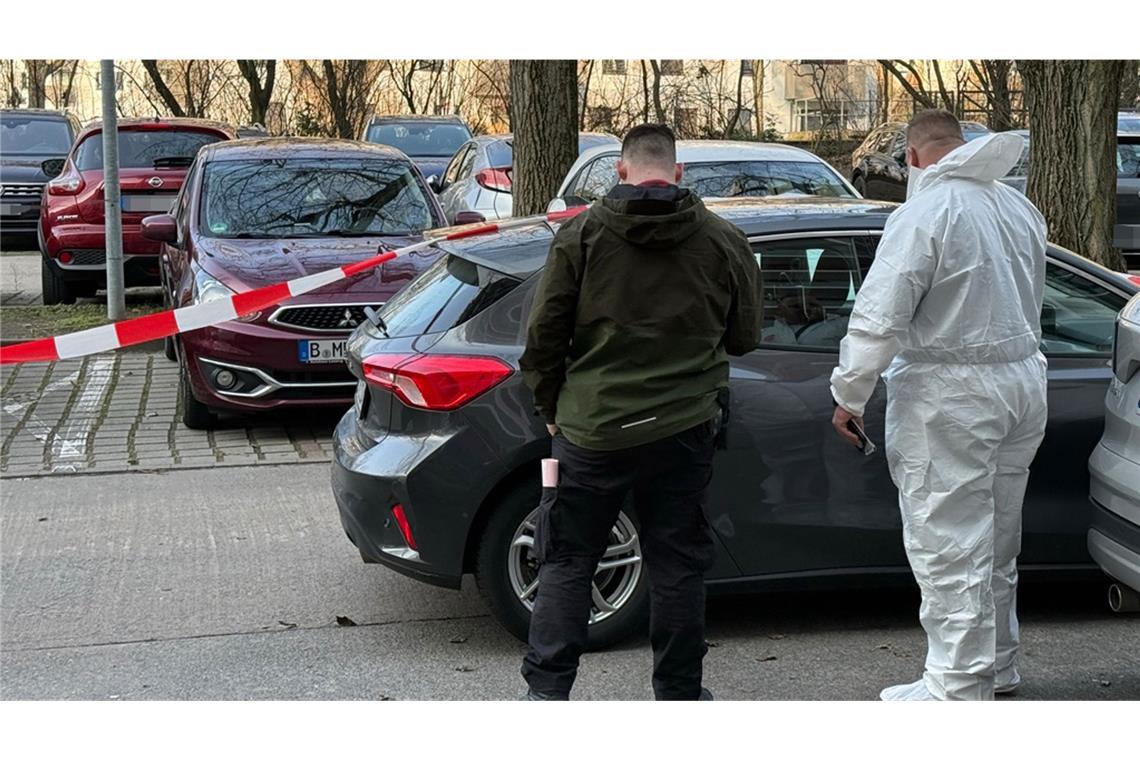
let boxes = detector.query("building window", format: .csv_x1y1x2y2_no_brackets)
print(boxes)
602,60,627,76
660,60,684,76
741,60,754,76
416,60,444,73
673,107,698,137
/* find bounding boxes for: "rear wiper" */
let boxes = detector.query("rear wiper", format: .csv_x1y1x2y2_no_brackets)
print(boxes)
153,156,194,169
362,306,388,336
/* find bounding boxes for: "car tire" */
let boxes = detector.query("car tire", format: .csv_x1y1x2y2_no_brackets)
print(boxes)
178,354,218,430
164,335,178,362
40,258,75,306
474,479,649,650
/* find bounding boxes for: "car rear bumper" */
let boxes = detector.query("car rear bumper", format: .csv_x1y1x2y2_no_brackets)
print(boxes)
1088,442,1140,591
1088,509,1140,593
181,320,358,412
330,406,507,588
42,252,159,286
43,220,161,259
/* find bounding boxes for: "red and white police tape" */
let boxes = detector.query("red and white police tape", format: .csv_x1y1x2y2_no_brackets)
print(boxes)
0,206,587,366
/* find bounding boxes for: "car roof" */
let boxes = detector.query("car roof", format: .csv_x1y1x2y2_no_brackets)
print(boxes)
1,108,70,119
198,136,411,162
438,197,898,277
78,117,235,138
368,114,467,124
573,139,828,165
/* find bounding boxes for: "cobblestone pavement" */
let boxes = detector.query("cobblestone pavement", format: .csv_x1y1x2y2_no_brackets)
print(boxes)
1,353,339,477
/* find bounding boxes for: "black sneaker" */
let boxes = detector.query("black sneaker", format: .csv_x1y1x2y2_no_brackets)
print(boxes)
522,689,568,701
699,688,715,701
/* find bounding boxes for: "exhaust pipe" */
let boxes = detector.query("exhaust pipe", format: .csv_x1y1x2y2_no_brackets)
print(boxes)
1107,583,1140,613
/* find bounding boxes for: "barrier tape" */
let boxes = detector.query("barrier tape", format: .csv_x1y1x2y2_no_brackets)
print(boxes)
0,206,587,366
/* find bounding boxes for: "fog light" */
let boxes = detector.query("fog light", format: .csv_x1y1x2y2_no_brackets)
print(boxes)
58,251,73,264
214,369,237,390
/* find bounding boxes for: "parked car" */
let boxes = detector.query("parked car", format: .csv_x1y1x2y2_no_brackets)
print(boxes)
1088,290,1140,612
1,109,81,244
142,137,447,430
548,141,859,213
850,120,992,201
361,115,472,179
1119,111,1140,134
434,132,619,224
1001,131,1140,268
38,118,235,304
331,196,1139,647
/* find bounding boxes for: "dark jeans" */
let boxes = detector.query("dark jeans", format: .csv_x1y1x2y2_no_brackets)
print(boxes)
521,417,718,700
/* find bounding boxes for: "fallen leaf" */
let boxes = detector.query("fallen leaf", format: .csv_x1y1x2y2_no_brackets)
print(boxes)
877,644,891,650
277,620,298,629
757,655,778,662
449,635,468,644
37,517,48,522
455,665,476,673
1098,679,1111,687
378,694,392,701
706,641,721,648
336,615,357,627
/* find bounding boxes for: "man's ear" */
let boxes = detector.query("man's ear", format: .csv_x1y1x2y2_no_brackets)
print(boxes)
674,163,683,183
906,145,920,169
616,160,629,182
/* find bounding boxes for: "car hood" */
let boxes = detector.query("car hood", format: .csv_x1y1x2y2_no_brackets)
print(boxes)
196,234,440,300
0,156,56,184
409,156,451,179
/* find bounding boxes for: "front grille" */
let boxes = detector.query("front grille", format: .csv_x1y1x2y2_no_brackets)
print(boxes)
1,183,44,198
270,303,382,333
63,249,106,265
269,367,357,384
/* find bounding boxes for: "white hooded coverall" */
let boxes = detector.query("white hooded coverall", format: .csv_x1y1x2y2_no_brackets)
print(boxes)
830,133,1049,700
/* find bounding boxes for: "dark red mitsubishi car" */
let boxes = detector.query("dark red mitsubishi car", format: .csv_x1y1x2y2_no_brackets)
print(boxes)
142,138,447,429
39,118,235,304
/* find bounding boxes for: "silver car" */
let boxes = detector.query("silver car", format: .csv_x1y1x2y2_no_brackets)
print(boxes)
433,133,619,225
1089,289,1140,612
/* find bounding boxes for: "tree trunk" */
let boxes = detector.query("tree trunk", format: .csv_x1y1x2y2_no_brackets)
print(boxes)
1120,61,1139,109
640,60,650,122
579,60,594,130
142,60,187,117
25,60,46,108
649,60,665,122
237,60,276,125
508,60,578,216
1018,60,1126,270
986,60,1014,132
751,60,765,138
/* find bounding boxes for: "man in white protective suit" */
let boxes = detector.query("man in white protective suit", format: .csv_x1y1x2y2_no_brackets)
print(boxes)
830,109,1049,701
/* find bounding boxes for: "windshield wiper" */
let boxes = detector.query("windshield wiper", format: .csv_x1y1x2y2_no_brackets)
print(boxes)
153,156,195,169
362,306,388,336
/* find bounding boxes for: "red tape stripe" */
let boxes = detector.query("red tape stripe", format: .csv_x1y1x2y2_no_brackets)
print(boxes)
444,223,499,241
0,337,59,365
114,310,179,348
342,250,397,277
232,282,292,316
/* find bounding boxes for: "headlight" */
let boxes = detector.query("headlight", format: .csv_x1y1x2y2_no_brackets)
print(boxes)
193,268,234,305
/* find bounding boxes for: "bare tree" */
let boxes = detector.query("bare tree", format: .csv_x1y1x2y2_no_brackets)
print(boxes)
299,60,385,138
466,60,510,134
236,60,277,126
508,60,578,216
967,60,1017,131
387,60,454,114
1018,60,1126,270
578,60,595,130
22,60,78,108
3,61,23,107
140,60,240,119
878,59,956,114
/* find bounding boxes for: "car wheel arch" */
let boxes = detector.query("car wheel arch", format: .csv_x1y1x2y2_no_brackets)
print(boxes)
461,456,544,574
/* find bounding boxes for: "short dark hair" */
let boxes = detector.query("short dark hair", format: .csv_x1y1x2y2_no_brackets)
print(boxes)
621,123,677,169
906,109,964,149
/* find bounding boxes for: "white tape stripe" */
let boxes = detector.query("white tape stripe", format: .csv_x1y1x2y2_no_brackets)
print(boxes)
55,324,120,359
287,268,347,297
173,298,239,333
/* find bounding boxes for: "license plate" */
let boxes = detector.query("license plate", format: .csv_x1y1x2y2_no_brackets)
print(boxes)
121,194,174,213
299,339,348,364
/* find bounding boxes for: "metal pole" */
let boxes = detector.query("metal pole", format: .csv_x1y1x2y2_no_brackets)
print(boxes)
101,59,125,321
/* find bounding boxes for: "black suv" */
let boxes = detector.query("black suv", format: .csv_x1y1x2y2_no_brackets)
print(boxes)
360,115,472,180
850,120,991,201
0,109,80,244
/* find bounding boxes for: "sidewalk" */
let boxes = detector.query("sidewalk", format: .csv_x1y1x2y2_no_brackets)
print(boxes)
1,353,337,477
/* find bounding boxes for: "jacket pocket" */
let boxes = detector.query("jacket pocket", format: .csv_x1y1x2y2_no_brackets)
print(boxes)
532,487,558,565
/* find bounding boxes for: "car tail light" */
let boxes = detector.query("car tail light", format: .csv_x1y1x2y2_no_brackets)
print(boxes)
1128,275,1140,286
48,167,84,195
362,353,513,411
475,167,512,192
391,504,417,551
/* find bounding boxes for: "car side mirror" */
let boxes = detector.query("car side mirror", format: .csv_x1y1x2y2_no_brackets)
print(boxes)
453,210,486,225
547,198,568,213
141,214,179,244
41,158,66,178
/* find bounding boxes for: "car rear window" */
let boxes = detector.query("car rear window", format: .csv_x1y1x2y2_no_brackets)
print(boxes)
0,116,72,155
682,160,854,198
377,254,519,337
365,122,472,158
74,128,225,170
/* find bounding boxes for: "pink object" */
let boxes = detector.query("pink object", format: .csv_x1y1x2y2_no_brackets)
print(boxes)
542,458,559,488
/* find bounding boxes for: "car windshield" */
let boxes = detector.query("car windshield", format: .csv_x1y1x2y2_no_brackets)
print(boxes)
75,129,225,170
201,158,435,238
365,122,471,158
681,160,854,198
0,116,72,155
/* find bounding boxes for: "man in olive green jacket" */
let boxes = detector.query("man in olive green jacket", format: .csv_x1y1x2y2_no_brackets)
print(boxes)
519,123,762,700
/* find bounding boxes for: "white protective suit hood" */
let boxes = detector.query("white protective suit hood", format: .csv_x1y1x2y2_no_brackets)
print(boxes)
909,132,1025,198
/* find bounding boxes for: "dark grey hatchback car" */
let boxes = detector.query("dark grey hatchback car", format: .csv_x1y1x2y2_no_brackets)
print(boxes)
332,197,1139,648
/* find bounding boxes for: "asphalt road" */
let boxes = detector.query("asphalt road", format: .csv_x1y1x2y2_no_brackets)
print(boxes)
2,463,1137,700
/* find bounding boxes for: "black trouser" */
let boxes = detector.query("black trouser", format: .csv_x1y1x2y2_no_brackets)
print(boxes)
521,417,718,700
